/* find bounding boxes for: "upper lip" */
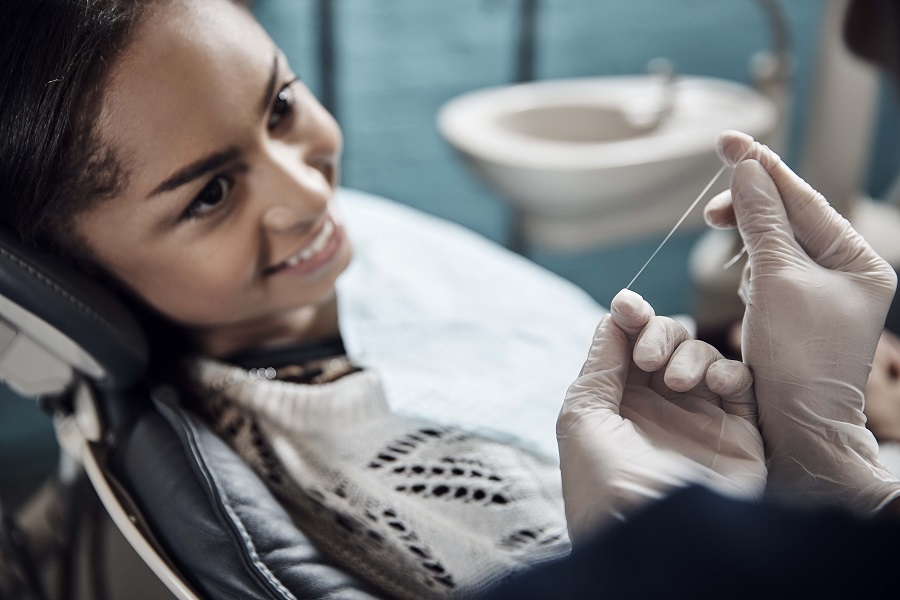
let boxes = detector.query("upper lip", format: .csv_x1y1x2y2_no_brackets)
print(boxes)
264,217,331,274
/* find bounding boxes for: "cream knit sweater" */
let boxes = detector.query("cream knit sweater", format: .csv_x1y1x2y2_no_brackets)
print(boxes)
192,358,571,600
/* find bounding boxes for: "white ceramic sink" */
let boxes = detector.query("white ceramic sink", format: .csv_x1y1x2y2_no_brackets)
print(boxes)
438,76,778,251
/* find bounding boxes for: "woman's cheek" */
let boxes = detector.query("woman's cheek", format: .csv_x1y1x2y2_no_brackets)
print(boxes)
865,365,900,443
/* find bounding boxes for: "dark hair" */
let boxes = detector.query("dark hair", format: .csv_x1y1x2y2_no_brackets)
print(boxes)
1,0,258,389
0,0,156,255
0,0,209,386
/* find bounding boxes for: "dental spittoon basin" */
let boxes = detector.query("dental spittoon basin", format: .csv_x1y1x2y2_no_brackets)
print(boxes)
438,76,777,251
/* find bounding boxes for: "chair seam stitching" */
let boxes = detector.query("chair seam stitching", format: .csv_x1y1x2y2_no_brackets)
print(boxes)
159,401,297,600
0,246,119,336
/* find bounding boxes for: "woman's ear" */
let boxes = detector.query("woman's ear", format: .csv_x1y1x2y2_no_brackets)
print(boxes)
59,241,126,294
69,254,104,278
54,224,121,287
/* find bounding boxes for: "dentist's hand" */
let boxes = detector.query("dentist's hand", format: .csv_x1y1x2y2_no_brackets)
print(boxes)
704,130,900,514
558,290,766,544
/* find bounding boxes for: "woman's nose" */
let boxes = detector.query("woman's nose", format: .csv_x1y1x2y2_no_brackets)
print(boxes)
262,204,312,233
260,152,334,234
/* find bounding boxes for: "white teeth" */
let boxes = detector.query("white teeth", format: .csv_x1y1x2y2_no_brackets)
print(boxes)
283,220,335,268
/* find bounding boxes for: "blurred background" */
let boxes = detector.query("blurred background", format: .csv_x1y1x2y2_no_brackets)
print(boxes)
252,0,898,307
3,0,899,510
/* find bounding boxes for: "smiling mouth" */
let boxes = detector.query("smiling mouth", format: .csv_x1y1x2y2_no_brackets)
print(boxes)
266,218,337,274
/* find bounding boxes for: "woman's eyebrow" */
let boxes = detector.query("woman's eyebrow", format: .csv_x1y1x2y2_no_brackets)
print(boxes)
147,54,281,199
148,146,241,198
259,53,280,117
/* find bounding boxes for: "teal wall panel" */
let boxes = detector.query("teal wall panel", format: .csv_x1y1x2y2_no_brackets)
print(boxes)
252,0,860,317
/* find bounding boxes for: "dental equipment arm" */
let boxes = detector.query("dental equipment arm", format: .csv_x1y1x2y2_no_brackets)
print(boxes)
557,290,766,544
704,130,900,515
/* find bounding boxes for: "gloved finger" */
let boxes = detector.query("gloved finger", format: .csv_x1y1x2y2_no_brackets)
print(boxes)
633,316,690,373
717,130,887,276
703,189,736,229
609,289,655,339
715,130,778,168
565,314,631,415
706,359,757,424
664,339,723,393
731,160,806,269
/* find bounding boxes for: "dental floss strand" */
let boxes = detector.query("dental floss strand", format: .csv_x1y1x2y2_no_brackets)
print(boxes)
624,163,729,290
625,147,753,290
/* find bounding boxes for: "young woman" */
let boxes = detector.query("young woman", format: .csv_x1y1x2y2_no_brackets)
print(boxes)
6,1,894,599
0,1,769,598
1,2,556,596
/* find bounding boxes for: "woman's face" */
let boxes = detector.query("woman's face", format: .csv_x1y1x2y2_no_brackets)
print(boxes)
75,0,350,353
865,330,900,443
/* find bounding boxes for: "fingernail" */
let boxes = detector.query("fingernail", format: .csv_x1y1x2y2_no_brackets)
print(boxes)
715,130,754,166
611,289,647,317
611,289,654,330
613,288,644,306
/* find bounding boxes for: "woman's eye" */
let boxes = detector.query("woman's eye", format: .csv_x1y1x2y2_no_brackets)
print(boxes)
183,176,231,220
268,78,299,130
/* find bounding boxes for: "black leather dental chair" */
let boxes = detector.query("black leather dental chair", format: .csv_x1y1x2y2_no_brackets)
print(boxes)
0,228,381,600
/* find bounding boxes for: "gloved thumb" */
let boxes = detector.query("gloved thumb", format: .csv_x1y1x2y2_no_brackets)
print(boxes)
563,314,631,419
716,130,887,276
731,160,804,267
558,313,632,542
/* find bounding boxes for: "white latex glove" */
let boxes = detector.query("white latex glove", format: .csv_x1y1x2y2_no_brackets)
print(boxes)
704,130,900,514
558,289,766,544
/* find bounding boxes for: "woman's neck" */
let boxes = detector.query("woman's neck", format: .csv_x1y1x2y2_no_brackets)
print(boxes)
192,295,341,359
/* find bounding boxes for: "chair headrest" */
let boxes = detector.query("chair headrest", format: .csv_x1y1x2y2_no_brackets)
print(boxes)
0,229,147,392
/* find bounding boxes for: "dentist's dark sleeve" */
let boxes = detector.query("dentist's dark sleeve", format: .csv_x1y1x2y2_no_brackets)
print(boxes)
484,487,900,600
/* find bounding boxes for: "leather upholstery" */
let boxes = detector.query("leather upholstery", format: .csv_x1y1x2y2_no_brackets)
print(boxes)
0,226,379,599
0,229,147,392
112,394,384,600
